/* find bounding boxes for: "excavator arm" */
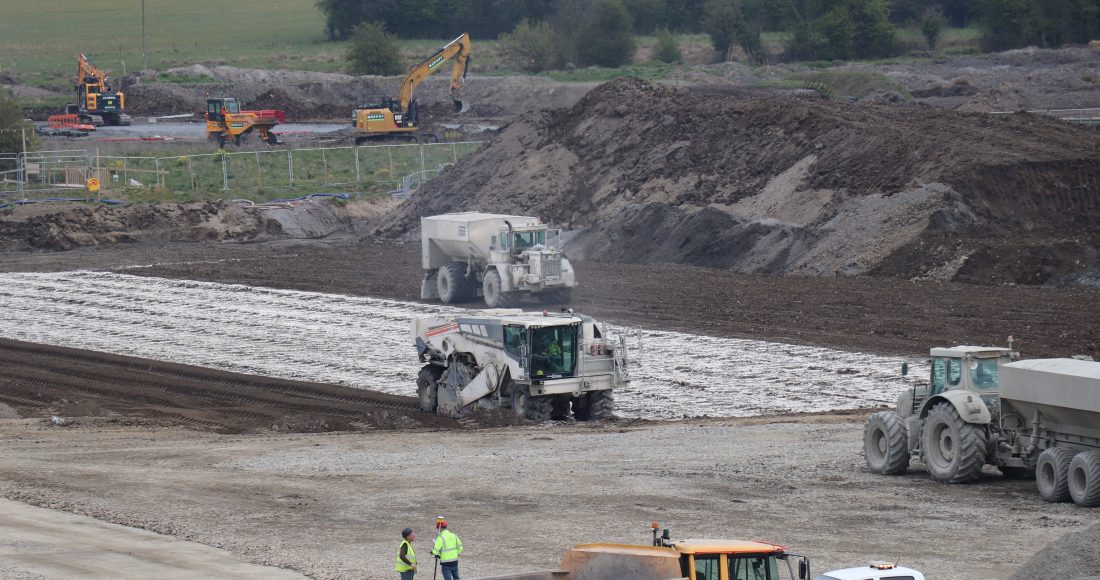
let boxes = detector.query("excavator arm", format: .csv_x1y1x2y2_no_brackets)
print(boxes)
76,54,109,91
396,32,472,114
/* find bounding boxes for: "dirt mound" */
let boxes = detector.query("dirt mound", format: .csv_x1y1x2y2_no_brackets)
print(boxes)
0,201,283,251
1011,521,1100,580
380,78,1100,286
116,65,594,121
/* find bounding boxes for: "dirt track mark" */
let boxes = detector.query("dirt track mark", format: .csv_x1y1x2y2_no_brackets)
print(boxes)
0,338,460,433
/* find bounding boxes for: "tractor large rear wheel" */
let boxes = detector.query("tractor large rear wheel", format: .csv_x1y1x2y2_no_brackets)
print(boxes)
437,261,471,304
921,402,987,484
863,411,910,475
1068,451,1100,506
1037,448,1076,502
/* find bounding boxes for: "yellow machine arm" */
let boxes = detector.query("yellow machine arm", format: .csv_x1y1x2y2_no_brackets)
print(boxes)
396,32,471,114
76,54,109,90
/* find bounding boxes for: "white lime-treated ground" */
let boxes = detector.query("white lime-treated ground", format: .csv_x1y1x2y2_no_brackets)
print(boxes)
0,271,923,419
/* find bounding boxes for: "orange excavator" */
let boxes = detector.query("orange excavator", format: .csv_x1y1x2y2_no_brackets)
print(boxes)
351,32,471,144
204,97,284,147
66,54,131,126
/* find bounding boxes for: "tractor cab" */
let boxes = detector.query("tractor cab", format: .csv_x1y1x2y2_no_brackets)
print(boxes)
923,346,1015,397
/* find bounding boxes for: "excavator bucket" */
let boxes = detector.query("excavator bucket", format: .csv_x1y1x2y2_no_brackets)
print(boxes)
454,98,470,114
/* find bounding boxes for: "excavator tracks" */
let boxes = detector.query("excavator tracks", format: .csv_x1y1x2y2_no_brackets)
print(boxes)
0,338,461,433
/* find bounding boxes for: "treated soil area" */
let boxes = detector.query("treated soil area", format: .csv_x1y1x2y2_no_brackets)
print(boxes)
1,236,1084,359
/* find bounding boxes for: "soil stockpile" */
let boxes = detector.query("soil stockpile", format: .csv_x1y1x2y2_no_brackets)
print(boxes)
383,78,1100,286
0,200,283,251
1010,521,1100,579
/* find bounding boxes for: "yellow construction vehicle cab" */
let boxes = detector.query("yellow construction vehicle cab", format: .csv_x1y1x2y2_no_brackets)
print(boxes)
482,524,812,580
352,32,471,144
66,54,131,126
205,97,282,147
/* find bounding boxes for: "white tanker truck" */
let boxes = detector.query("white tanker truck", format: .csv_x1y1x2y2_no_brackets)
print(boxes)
864,344,1100,507
420,212,576,308
413,309,633,420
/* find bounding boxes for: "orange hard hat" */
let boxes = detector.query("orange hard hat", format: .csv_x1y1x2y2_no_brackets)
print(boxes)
437,519,448,528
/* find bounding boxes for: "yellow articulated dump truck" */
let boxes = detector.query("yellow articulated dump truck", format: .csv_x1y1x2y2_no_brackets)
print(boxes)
472,524,810,580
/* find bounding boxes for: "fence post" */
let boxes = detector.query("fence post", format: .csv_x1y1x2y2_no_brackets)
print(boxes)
155,158,161,188
123,157,128,186
354,145,361,183
255,151,262,190
452,143,458,165
388,148,394,187
322,148,328,186
419,143,426,179
221,152,229,191
288,150,294,186
188,156,195,192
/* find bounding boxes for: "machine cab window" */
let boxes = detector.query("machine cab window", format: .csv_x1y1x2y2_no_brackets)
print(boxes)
931,358,947,394
947,358,962,387
513,231,545,250
687,555,721,580
530,325,576,378
970,358,1001,391
503,325,526,357
730,554,782,580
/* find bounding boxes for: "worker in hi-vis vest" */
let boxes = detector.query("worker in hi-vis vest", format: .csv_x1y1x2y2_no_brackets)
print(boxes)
431,518,464,580
395,527,417,579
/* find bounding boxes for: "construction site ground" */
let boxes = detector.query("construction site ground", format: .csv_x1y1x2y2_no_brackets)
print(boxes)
3,44,1100,579
0,235,1098,579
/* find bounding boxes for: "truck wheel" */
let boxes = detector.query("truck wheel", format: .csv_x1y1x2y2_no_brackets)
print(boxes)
483,269,516,308
416,365,440,413
1068,451,1100,507
863,411,910,475
1036,448,1076,502
921,402,987,484
587,390,614,420
437,261,470,304
510,384,550,421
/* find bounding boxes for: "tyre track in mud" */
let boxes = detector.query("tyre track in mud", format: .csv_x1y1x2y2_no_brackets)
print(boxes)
0,338,458,433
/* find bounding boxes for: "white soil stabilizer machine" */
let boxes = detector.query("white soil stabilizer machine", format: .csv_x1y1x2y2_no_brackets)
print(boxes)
413,309,636,420
864,342,1100,507
420,213,576,308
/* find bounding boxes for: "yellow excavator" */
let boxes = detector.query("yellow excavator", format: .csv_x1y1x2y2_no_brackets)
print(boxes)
66,54,131,126
351,32,471,144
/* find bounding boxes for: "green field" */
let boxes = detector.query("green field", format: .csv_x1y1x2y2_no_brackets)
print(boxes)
0,0,339,85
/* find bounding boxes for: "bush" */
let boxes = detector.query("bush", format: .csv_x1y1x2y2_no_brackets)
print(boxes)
0,90,34,165
920,9,945,51
346,22,404,76
575,0,638,67
652,27,684,63
499,19,563,73
783,0,898,61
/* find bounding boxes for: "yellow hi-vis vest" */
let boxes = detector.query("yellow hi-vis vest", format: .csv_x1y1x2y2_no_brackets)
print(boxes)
432,529,463,562
395,539,416,572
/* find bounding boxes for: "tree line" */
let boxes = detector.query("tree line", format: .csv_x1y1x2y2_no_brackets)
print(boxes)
325,0,1100,72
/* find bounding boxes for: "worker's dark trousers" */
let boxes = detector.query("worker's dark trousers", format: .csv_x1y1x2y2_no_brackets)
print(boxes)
399,571,414,580
440,561,460,580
